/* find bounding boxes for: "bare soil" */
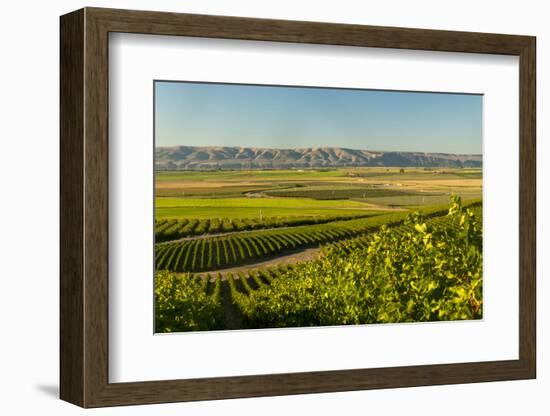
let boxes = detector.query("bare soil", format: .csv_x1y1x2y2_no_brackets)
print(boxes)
198,248,322,280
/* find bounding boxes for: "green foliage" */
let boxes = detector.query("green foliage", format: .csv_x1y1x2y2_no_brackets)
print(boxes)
236,196,482,327
155,271,223,332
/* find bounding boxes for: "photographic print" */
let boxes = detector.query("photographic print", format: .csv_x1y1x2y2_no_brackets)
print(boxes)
153,81,483,333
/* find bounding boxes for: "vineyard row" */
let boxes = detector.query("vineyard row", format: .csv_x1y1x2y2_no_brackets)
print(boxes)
155,200,481,273
155,212,378,242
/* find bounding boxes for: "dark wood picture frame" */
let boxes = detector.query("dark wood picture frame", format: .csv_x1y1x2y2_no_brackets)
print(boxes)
60,7,536,408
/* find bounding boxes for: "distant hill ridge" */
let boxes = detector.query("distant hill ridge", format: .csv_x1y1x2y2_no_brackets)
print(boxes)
155,145,482,170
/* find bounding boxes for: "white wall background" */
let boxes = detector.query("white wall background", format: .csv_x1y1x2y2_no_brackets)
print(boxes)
0,0,546,414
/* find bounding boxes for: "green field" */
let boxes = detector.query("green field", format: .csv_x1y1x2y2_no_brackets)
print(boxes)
156,167,481,203
155,196,386,219
263,185,426,200
156,169,344,182
156,167,482,182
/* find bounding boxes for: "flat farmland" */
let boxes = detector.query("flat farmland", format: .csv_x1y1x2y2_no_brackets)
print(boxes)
155,196,383,219
156,169,344,182
155,167,482,215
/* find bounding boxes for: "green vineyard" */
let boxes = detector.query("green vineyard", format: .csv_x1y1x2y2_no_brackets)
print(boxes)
155,200,481,273
155,198,483,332
154,212,381,242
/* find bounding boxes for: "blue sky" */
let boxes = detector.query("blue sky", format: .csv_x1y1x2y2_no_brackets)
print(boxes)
155,81,482,154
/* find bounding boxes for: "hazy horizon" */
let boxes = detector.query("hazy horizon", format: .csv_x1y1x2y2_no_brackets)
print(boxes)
155,81,483,154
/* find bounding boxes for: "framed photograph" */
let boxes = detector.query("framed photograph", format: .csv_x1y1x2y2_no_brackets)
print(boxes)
60,7,536,408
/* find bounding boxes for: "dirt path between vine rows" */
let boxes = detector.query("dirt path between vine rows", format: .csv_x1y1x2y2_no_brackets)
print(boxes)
197,247,322,280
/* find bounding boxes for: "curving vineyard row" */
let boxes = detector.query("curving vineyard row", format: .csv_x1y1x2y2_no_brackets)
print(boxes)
154,212,379,242
156,212,407,273
229,204,483,301
329,204,483,255
155,201,480,273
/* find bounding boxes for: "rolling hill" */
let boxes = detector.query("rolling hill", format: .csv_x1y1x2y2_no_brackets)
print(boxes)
155,146,482,170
